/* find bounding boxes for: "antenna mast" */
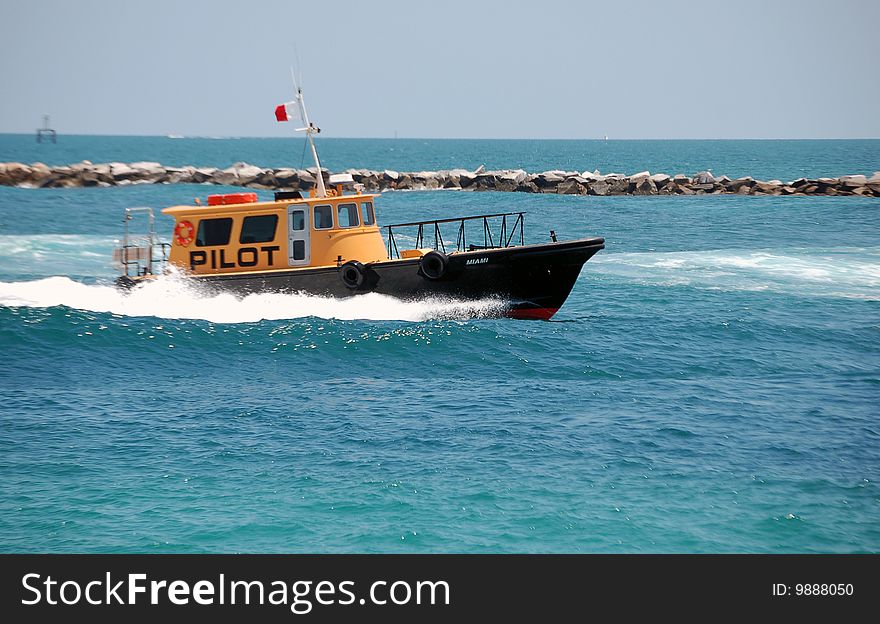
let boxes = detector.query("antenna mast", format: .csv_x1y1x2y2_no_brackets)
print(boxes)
291,68,327,198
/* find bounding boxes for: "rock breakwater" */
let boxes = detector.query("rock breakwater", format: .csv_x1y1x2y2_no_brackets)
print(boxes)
2,161,879,197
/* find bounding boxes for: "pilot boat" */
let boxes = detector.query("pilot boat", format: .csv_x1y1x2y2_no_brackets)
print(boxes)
113,85,604,320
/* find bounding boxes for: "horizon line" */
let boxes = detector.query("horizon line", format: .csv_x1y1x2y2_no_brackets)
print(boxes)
1,132,880,141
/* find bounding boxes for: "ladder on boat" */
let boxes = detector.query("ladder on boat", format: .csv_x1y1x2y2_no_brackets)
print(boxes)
113,207,170,277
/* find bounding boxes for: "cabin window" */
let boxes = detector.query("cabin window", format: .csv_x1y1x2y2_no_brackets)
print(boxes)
196,218,233,246
292,240,306,261
337,203,359,228
290,209,305,231
314,205,333,230
240,214,278,243
361,201,375,226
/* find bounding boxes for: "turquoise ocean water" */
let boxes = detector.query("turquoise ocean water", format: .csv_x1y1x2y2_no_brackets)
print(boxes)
0,135,878,553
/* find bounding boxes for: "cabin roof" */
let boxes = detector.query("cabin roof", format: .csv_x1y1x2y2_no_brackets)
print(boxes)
161,193,378,216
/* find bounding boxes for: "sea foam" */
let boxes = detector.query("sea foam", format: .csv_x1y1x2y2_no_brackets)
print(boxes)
0,273,504,323
592,247,880,300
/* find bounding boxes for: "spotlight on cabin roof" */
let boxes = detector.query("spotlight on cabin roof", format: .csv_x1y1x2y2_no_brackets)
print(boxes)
328,173,354,186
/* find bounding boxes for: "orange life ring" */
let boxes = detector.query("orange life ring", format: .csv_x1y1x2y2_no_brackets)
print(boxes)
175,220,195,246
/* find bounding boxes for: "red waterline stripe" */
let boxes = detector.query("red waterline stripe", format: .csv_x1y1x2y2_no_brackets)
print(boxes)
506,307,559,320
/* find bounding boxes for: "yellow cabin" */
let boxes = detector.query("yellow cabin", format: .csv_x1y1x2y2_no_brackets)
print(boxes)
163,190,387,275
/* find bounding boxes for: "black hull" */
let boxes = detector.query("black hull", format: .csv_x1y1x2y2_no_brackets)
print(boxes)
121,238,605,319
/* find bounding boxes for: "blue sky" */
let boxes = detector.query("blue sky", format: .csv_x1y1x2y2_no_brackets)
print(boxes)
1,0,878,138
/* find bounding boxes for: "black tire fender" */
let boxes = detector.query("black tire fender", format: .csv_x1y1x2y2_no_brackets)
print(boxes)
339,260,366,289
419,250,449,280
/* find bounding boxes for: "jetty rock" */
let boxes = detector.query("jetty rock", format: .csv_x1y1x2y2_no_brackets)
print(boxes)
588,180,609,196
0,162,32,185
21,162,53,187
556,177,588,195
694,171,715,184
535,172,566,188
838,174,868,188
273,168,300,186
729,177,756,194
580,170,603,181
109,162,136,180
80,163,113,186
501,169,528,184
631,177,658,195
650,173,671,185
214,162,263,186
128,162,167,183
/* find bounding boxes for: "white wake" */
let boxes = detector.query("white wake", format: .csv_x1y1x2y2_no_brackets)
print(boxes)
0,273,504,322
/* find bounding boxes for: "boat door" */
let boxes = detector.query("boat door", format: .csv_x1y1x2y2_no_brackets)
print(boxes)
287,205,310,266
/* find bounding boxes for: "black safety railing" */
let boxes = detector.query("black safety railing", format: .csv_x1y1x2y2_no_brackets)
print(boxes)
385,212,525,259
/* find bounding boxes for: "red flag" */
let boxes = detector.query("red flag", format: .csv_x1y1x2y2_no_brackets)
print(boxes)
275,104,289,122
